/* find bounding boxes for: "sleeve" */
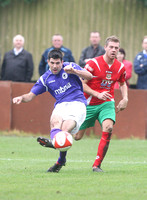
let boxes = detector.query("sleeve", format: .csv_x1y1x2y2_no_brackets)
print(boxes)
79,48,86,68
26,53,34,82
31,77,47,95
118,68,126,83
134,54,147,75
84,60,95,75
71,62,86,71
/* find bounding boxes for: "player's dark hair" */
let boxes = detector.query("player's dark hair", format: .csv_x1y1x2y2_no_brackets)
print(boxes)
48,49,63,61
105,35,120,46
119,48,126,59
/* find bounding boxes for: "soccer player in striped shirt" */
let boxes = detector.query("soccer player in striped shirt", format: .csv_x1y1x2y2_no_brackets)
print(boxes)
74,36,128,172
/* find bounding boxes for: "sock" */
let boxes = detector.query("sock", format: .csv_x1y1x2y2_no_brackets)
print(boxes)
57,151,67,165
50,128,61,140
93,132,111,168
50,128,67,165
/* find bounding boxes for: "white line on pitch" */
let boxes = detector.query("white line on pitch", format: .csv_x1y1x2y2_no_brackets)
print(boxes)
0,158,147,164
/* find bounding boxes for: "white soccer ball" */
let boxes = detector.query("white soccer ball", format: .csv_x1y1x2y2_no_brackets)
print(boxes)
52,131,73,152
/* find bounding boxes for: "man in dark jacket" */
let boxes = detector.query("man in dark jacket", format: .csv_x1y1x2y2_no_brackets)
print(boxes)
39,34,75,76
79,31,105,68
1,35,34,82
134,36,147,89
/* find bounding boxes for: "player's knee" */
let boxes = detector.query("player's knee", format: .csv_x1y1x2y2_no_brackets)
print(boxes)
105,124,113,133
50,116,63,129
74,134,82,141
74,131,84,141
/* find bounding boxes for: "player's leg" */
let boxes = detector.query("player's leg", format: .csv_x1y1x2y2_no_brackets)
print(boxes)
74,104,97,141
47,114,67,173
74,129,86,140
49,101,86,172
37,114,63,148
55,119,76,166
92,119,113,172
92,102,115,172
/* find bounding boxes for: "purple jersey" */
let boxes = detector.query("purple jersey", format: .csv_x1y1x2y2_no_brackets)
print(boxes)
31,62,87,106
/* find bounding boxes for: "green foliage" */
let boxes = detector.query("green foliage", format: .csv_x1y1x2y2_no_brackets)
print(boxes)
0,135,147,200
0,0,37,7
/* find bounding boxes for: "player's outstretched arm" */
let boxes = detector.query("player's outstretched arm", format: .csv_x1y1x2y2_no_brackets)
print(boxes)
116,82,128,113
64,64,93,80
13,92,36,104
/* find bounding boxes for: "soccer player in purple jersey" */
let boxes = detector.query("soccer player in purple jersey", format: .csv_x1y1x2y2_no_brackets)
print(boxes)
13,49,92,173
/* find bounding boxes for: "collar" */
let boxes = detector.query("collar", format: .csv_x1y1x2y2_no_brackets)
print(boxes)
13,48,23,55
143,50,147,55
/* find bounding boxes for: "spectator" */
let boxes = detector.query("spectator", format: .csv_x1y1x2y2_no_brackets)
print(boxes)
1,35,34,82
114,48,132,89
39,34,75,76
79,31,105,68
134,36,147,89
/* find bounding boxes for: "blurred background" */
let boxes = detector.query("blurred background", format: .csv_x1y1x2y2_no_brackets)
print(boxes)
0,0,147,86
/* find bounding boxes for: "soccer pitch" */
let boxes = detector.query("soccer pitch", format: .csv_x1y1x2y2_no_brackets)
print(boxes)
0,135,147,200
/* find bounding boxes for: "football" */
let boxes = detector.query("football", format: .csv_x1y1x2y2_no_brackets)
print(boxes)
52,131,73,152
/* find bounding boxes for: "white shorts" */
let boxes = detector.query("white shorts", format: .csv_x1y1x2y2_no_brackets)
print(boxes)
51,101,86,134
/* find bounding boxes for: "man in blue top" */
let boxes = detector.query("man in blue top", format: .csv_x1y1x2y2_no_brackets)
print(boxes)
134,36,147,89
39,34,75,76
13,49,92,173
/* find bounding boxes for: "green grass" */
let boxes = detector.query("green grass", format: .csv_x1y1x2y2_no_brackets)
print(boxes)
0,134,147,200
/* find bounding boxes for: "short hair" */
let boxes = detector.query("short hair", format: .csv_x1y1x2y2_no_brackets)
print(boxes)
119,48,126,59
48,49,63,61
105,35,120,46
90,31,100,35
13,34,25,44
142,35,147,42
52,34,63,41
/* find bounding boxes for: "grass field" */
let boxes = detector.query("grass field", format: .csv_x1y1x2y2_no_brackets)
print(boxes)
0,133,147,200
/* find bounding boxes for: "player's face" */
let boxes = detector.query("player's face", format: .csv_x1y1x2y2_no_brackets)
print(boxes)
105,42,120,60
48,58,63,74
13,37,24,49
142,38,147,51
52,36,63,49
117,52,124,62
90,33,100,46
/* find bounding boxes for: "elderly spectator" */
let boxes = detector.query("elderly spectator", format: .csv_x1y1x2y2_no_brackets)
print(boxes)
1,34,34,82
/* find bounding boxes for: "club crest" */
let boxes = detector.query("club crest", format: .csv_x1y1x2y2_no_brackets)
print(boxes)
106,71,112,79
62,72,68,79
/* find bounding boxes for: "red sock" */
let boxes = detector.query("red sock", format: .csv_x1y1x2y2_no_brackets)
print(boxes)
93,132,111,168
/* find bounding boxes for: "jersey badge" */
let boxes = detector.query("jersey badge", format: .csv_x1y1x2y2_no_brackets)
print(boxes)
106,71,112,80
62,72,68,79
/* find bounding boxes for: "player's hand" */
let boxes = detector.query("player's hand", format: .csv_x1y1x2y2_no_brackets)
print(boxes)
13,96,23,104
96,91,112,100
64,64,75,74
116,98,128,113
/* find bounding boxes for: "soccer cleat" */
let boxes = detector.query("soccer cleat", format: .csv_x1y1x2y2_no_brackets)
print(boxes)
37,137,56,149
92,166,104,172
47,162,66,173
